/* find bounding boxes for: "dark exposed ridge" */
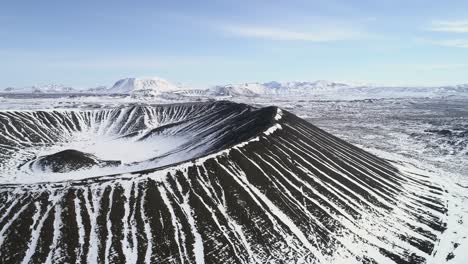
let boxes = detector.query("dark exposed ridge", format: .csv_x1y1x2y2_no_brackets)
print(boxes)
29,149,121,173
0,101,281,183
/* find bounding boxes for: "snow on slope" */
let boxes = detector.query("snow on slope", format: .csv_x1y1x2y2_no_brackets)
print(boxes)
209,81,468,99
86,85,108,93
208,80,352,96
263,80,351,94
207,84,263,97
2,84,75,93
104,77,179,95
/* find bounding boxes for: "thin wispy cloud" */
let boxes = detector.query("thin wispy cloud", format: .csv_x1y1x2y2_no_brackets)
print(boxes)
412,63,468,71
220,25,361,42
0,49,252,69
433,39,468,49
429,20,468,33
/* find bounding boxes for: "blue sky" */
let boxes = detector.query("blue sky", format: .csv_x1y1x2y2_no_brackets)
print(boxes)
1,0,468,88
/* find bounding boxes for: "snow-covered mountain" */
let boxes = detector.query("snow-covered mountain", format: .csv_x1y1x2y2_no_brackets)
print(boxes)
437,84,468,93
2,77,467,99
86,85,108,93
207,84,263,97
103,77,179,95
264,80,351,94
207,80,355,96
2,84,75,93
207,81,468,99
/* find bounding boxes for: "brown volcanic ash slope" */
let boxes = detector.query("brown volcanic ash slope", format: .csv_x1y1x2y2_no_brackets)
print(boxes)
0,101,446,263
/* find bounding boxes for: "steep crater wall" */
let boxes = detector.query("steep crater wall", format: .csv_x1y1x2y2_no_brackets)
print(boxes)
0,101,275,183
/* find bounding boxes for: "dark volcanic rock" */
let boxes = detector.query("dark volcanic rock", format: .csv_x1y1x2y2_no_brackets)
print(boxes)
425,129,452,136
32,149,121,173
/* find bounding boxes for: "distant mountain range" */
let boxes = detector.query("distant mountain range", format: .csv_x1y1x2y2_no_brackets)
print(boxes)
2,84,76,94
208,80,353,96
3,77,468,99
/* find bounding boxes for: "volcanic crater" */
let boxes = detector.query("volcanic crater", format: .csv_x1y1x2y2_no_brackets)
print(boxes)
0,101,447,263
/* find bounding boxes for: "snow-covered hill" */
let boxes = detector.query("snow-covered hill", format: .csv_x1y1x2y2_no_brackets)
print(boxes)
264,80,351,94
207,84,262,97
103,77,179,95
2,84,75,93
207,80,353,96
208,81,468,99
86,85,107,93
